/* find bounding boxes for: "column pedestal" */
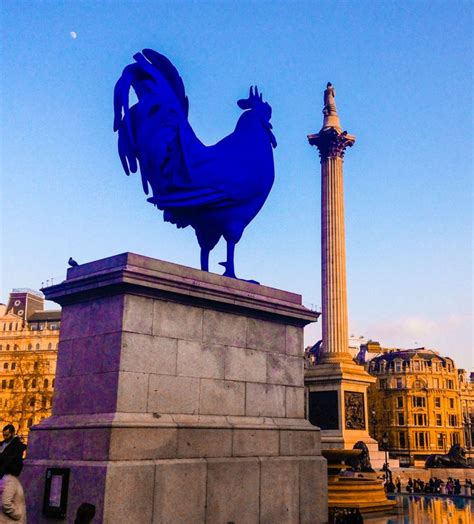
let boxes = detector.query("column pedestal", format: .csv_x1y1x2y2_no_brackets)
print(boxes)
22,253,327,523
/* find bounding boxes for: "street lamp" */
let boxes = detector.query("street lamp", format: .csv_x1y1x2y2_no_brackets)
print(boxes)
382,432,392,482
371,409,377,441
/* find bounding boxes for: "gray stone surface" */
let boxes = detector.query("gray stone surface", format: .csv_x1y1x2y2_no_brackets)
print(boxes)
260,457,300,523
121,333,178,376
116,371,148,412
232,429,279,457
104,462,155,522
148,374,200,414
153,300,203,341
203,309,247,346
109,427,177,460
206,458,260,524
177,340,225,379
246,383,286,417
154,459,207,524
123,294,153,335
177,428,232,458
299,457,328,524
225,345,267,383
200,378,245,416
247,317,286,353
267,353,303,386
285,386,305,418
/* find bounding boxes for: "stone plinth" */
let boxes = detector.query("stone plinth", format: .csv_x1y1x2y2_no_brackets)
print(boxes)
23,253,327,523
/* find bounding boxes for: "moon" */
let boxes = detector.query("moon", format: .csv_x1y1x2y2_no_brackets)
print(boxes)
70,31,77,39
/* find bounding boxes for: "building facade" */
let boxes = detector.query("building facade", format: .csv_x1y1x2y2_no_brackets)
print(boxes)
367,348,465,465
459,369,474,456
0,289,60,439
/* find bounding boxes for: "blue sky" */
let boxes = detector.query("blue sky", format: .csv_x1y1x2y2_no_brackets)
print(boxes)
1,1,472,369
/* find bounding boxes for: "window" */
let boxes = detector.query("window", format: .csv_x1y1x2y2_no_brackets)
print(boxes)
6,345,9,351
42,397,47,408
52,379,55,388
433,378,439,388
436,414,442,426
435,397,441,408
13,345,18,351
47,343,52,350
398,413,405,425
413,360,421,371
395,361,401,372
399,432,406,448
396,378,403,389
28,344,32,350
3,363,8,370
449,398,454,409
448,414,457,426
24,380,29,389
44,379,49,389
0,345,2,351
8,323,12,331
1,380,6,390
446,380,454,389
437,433,445,449
380,379,387,389
29,397,35,407
35,344,40,350
415,432,428,448
451,433,460,445
8,380,13,389
33,361,39,370
397,397,403,408
32,379,37,389
11,363,15,370
414,414,427,426
413,396,426,408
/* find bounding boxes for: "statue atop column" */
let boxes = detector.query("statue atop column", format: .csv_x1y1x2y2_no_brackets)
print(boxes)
321,82,342,131
323,82,337,116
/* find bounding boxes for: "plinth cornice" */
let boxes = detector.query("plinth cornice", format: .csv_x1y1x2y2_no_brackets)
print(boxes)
307,127,356,160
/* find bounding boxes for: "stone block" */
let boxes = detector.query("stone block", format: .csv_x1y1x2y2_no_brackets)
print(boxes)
177,340,224,379
82,427,112,460
89,294,124,336
280,430,320,456
246,383,285,417
104,462,155,523
247,317,286,353
232,429,279,457
260,457,299,523
116,371,148,412
202,309,247,346
224,346,267,383
285,386,305,418
121,333,177,375
53,375,87,415
200,379,245,416
153,459,207,524
109,427,177,460
153,300,203,341
48,428,84,460
286,325,304,356
55,339,73,378
59,301,91,341
206,458,260,524
148,374,200,414
299,457,328,524
25,429,50,459
122,294,153,335
267,353,303,386
177,428,232,458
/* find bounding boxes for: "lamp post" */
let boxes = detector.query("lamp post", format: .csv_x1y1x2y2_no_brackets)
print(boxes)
371,409,377,441
382,432,392,482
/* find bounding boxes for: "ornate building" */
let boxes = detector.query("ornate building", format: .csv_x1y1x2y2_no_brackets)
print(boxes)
459,369,474,456
0,289,60,439
367,347,465,465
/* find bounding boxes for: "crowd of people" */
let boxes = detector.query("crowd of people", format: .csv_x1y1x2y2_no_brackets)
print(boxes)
403,476,473,496
0,424,95,523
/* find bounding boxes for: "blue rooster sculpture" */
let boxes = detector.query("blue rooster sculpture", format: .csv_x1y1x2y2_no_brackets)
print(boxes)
113,49,277,279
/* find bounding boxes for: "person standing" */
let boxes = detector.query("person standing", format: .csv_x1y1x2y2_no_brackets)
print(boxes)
0,426,26,480
0,459,26,523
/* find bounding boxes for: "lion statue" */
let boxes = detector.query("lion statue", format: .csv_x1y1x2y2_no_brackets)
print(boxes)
425,444,473,469
347,441,374,472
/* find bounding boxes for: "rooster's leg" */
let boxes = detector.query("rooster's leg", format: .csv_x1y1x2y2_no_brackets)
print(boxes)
200,248,210,272
219,241,236,278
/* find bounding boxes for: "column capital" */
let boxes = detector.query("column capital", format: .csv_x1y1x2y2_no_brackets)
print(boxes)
307,128,356,160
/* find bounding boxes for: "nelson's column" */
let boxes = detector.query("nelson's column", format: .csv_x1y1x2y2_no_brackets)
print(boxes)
305,84,381,462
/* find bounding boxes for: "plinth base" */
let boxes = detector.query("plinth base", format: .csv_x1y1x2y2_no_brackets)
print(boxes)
22,253,327,523
328,476,396,513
